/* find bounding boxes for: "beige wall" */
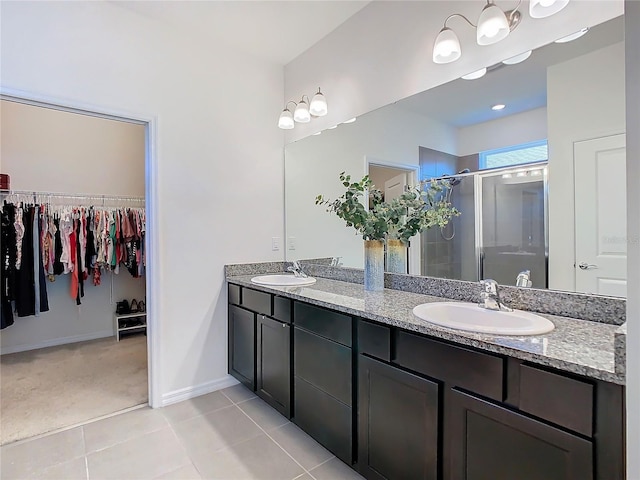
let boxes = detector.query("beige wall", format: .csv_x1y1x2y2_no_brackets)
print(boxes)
1,100,145,196
0,100,146,353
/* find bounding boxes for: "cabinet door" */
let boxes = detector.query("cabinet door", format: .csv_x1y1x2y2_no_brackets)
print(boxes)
228,305,255,390
257,314,291,417
448,389,593,480
358,355,439,480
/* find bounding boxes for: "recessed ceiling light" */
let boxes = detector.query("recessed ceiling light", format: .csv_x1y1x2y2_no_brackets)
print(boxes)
343,117,357,124
313,131,322,136
502,173,512,179
502,50,532,65
461,68,487,80
516,171,528,177
491,104,506,111
555,27,589,43
328,125,338,129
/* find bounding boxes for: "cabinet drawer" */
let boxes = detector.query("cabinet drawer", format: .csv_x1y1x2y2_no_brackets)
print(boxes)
395,332,503,401
273,296,292,324
294,302,352,347
519,364,594,437
294,376,352,464
358,320,391,361
294,327,352,405
242,288,272,315
228,283,241,306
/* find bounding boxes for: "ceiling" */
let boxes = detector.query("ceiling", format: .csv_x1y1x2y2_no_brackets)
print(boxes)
111,0,370,65
395,15,624,128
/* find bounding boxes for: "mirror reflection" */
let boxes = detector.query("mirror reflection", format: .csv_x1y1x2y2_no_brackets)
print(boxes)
285,15,626,297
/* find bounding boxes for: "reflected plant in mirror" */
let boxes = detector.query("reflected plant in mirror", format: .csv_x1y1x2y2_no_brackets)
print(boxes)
316,172,459,275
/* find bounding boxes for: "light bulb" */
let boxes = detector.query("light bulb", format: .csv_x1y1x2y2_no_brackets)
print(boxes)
293,99,310,123
554,28,589,43
491,104,506,111
432,27,461,64
343,118,357,124
477,3,510,45
309,89,328,117
461,68,487,80
530,0,569,18
278,109,294,129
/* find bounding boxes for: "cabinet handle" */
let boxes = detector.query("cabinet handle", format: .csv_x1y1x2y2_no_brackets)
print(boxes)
261,315,266,319
282,323,287,328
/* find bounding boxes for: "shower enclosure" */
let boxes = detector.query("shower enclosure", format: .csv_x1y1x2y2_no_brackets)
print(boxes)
422,163,548,288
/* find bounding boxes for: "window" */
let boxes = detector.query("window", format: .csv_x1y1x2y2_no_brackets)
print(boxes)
479,140,548,170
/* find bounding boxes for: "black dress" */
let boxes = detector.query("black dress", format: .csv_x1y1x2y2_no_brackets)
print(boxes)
15,206,35,317
1,203,16,329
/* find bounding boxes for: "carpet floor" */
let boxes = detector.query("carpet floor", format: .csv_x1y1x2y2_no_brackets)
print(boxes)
0,334,147,445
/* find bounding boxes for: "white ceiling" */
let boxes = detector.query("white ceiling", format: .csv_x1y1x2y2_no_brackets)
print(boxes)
111,0,370,65
395,15,624,127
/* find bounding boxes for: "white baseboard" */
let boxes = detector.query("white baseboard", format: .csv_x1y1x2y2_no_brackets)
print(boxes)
160,375,240,407
0,330,114,355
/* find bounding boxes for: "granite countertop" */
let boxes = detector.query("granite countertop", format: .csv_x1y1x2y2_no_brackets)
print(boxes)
227,274,625,385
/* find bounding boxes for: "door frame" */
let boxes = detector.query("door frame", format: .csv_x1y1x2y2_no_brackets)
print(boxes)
365,156,421,275
0,87,162,408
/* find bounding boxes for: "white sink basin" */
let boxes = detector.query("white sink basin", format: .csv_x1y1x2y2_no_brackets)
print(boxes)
251,274,317,287
412,302,555,336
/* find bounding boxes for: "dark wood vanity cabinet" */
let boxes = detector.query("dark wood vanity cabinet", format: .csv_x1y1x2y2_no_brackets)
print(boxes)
228,284,292,416
293,301,354,465
228,284,625,480
358,355,439,480
447,388,593,480
256,314,290,416
356,319,624,480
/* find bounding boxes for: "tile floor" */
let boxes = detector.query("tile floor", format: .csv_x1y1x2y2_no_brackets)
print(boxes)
0,384,365,480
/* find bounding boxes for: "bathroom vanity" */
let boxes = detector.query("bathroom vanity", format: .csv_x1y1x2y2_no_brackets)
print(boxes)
226,273,625,480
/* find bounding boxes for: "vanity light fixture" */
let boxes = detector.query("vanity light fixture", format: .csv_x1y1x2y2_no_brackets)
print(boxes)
278,88,328,129
491,104,506,110
529,0,569,19
343,117,357,124
502,50,532,65
328,125,338,130
461,68,487,80
432,1,522,64
554,27,589,43
313,131,322,136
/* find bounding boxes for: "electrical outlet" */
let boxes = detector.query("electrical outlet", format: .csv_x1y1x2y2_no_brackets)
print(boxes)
288,236,297,250
272,237,280,251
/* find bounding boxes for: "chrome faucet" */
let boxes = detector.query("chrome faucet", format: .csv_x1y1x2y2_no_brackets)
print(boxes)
330,256,343,267
479,279,512,312
516,270,532,288
287,260,308,278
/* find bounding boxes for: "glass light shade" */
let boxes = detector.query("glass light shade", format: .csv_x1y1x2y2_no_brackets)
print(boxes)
461,68,487,80
309,90,328,117
278,109,294,129
294,100,311,123
502,50,532,65
529,0,569,18
554,27,589,43
477,4,510,45
432,27,461,64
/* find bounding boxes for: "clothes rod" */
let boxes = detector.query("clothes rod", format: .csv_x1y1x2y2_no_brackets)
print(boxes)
0,189,145,202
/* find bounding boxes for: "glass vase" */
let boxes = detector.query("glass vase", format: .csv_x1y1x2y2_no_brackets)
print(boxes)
364,240,384,291
386,239,407,274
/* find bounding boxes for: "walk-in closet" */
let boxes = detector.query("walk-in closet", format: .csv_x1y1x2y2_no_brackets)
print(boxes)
0,99,148,445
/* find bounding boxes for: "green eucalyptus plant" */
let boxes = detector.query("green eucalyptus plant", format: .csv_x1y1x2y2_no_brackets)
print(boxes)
316,172,460,243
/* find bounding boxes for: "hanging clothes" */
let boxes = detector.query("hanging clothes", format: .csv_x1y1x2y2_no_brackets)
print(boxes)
1,203,17,329
0,197,145,325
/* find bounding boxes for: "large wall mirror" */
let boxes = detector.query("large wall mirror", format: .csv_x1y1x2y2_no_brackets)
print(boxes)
285,14,626,298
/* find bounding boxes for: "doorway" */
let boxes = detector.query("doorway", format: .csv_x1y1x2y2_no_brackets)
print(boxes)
0,93,158,444
366,159,420,274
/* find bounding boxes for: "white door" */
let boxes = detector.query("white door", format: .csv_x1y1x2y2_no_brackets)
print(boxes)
574,134,626,296
384,173,408,201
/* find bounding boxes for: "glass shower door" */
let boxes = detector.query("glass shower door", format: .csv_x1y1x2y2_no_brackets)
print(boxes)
480,166,547,288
